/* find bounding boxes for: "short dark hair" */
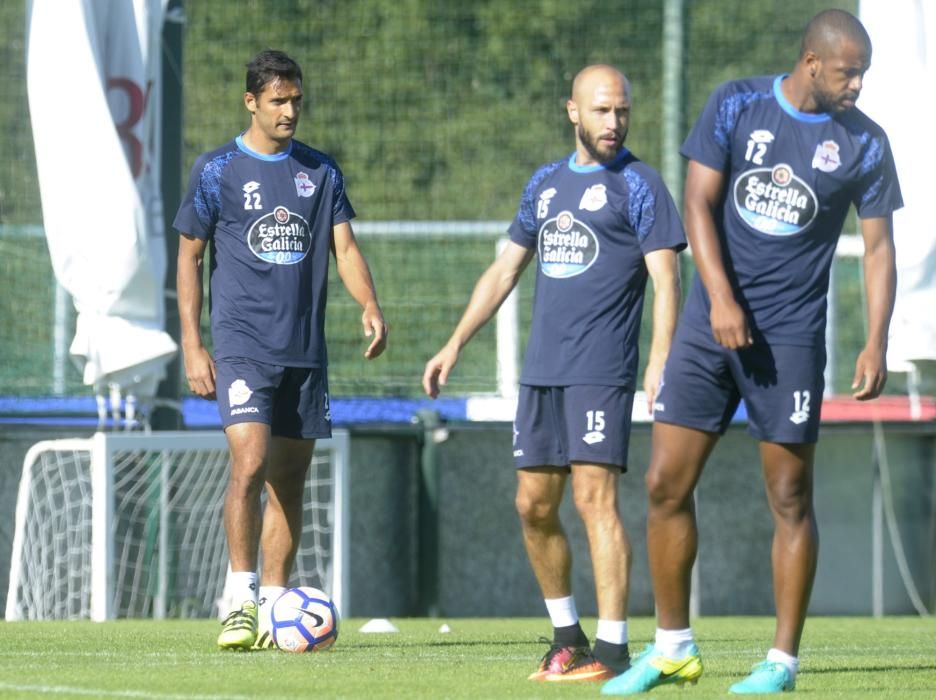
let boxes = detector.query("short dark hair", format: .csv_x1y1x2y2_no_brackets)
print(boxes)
245,50,303,96
799,9,871,59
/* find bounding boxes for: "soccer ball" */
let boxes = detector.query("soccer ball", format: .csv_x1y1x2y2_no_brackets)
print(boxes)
270,586,339,652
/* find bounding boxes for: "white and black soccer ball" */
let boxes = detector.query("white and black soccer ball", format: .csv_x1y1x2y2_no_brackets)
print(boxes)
270,586,339,652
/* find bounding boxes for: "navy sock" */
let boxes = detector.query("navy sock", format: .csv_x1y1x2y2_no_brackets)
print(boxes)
553,622,589,648
593,639,631,673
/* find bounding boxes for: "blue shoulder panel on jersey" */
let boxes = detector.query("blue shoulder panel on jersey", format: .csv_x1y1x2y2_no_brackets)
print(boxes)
860,134,884,175
860,172,884,207
194,149,238,233
292,142,341,189
622,168,655,242
835,113,888,209
715,87,773,150
517,157,565,233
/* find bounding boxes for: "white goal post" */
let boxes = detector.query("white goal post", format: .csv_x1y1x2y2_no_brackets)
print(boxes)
5,430,350,621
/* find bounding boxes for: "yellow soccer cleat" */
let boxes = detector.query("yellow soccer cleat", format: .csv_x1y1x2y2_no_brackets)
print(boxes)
251,629,277,651
217,600,258,651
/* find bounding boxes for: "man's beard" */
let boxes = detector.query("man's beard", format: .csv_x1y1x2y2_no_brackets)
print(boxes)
813,86,857,114
578,123,625,163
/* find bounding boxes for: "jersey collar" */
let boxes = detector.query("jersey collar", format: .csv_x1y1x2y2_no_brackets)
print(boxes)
773,74,831,124
567,147,630,173
235,133,294,161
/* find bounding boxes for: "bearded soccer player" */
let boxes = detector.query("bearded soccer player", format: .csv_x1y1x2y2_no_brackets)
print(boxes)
603,9,901,696
174,50,387,650
424,64,685,682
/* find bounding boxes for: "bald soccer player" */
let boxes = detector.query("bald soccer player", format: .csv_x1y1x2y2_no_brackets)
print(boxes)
423,64,685,682
602,9,901,696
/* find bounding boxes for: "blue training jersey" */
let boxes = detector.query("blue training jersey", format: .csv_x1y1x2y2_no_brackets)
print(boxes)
174,135,355,367
681,74,903,346
509,149,686,388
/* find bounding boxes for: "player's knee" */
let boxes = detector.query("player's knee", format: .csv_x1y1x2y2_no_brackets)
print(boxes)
644,467,691,511
515,491,559,527
767,479,813,523
266,461,307,492
228,470,265,500
571,483,615,520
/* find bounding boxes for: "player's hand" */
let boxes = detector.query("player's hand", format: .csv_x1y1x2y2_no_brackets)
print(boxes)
709,296,753,349
362,302,388,359
183,345,217,399
643,358,665,413
852,344,887,400
422,344,459,399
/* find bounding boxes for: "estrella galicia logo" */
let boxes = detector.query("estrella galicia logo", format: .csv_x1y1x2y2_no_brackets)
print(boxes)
537,210,599,278
733,163,818,236
247,206,311,264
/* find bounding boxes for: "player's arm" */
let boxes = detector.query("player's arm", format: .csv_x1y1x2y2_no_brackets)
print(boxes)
643,248,681,410
422,241,534,398
332,220,387,359
177,233,216,399
852,215,897,400
684,159,752,349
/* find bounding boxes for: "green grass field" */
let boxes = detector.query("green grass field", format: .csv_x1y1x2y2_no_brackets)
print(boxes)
1,616,934,699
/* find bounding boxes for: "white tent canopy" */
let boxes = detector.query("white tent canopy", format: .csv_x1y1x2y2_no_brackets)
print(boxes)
860,0,936,382
27,0,176,425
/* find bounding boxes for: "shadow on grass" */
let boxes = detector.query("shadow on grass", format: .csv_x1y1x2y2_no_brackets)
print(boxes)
808,663,936,675
346,637,550,650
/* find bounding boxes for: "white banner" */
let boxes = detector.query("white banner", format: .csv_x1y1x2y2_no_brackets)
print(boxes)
27,0,176,407
860,0,936,372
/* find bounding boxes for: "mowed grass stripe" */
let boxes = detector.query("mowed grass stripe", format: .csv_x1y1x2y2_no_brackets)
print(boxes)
0,684,249,700
0,617,933,699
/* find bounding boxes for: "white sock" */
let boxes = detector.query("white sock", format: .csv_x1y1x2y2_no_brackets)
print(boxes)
544,596,579,628
229,571,258,607
766,648,799,679
596,619,628,645
655,627,695,658
258,585,287,631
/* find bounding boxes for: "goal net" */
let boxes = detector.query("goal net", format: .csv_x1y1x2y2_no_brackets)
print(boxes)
5,430,349,621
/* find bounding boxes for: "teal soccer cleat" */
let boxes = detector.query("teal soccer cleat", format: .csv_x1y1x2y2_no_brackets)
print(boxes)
729,661,795,694
601,643,702,695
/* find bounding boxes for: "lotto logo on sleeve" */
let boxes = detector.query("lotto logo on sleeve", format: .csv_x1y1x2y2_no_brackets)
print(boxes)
733,163,817,236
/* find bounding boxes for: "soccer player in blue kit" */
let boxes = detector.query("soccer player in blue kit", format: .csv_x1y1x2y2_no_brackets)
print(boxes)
174,50,387,650
602,10,901,696
423,65,685,681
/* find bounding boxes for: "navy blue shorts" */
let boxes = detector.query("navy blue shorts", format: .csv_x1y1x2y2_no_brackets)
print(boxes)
513,385,635,471
214,357,332,440
653,322,826,444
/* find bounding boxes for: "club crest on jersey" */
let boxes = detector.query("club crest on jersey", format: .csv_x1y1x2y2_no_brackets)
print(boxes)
579,184,608,212
294,171,317,197
733,163,818,236
538,210,599,278
812,140,841,173
248,206,312,264
537,188,557,219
